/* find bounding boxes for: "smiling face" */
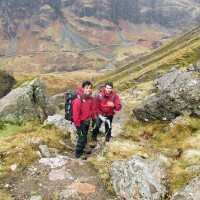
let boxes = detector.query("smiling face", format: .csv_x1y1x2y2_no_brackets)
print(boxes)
83,84,92,96
105,85,113,95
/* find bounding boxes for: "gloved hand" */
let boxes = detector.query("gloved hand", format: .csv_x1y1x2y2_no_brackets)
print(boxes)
98,115,107,122
76,126,82,134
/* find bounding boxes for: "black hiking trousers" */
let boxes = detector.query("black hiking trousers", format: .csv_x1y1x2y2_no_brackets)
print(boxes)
92,115,113,139
75,122,89,158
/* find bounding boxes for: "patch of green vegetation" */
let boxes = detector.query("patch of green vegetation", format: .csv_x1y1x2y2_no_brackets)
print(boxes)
0,121,70,182
0,190,14,200
0,122,22,138
169,167,200,192
13,75,38,88
119,117,200,192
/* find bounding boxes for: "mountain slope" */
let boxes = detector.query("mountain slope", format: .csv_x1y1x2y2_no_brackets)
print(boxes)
94,25,200,91
0,0,200,73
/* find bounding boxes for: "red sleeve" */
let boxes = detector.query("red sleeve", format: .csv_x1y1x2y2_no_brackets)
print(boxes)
113,94,122,111
95,94,102,116
72,98,82,127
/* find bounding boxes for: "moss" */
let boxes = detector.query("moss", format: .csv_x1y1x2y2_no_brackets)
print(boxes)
0,190,14,200
13,75,38,88
0,122,22,138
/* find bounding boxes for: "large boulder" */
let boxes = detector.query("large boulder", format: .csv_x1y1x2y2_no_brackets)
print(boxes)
0,77,58,122
44,114,77,144
110,156,168,200
133,62,200,121
171,174,200,200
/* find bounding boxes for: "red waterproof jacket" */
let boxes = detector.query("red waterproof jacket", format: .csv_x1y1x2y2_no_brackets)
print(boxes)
72,88,96,127
95,88,122,117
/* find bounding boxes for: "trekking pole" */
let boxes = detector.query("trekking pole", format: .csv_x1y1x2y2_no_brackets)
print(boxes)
105,119,111,138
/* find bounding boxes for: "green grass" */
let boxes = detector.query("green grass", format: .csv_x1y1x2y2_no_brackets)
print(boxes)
0,190,14,200
90,115,200,194
0,121,70,182
0,122,22,138
121,117,200,192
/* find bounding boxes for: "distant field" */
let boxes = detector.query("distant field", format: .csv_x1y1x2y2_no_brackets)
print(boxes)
13,70,102,95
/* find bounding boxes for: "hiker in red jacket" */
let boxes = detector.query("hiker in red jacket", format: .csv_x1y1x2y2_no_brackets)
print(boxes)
73,81,95,160
90,82,122,148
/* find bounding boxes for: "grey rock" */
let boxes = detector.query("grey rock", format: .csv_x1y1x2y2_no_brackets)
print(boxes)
30,195,43,200
44,114,69,130
39,145,51,158
10,164,18,171
171,175,200,200
165,116,190,131
25,138,44,145
186,165,200,171
44,114,77,144
133,63,200,121
0,78,58,123
110,156,168,200
194,61,200,72
49,167,74,181
51,93,65,110
59,189,80,200
39,157,68,169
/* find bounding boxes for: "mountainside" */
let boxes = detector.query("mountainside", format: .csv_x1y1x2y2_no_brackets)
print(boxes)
0,0,200,73
94,25,200,92
0,25,200,199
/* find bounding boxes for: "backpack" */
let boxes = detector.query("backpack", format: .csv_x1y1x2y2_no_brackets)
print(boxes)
65,89,81,122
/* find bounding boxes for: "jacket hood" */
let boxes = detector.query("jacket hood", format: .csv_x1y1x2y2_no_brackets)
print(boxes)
77,87,92,99
77,87,83,96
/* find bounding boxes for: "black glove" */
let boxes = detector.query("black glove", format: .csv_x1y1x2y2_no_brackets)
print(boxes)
76,126,82,135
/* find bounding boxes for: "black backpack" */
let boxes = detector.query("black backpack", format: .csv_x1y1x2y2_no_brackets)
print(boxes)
65,89,81,122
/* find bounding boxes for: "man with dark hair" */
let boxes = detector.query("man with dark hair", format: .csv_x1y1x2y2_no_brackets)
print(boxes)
73,81,95,159
90,81,122,148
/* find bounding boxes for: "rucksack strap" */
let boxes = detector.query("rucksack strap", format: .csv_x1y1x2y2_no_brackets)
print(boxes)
98,92,114,102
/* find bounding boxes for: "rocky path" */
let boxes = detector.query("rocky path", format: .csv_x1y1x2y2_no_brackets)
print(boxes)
9,153,114,200
6,102,127,200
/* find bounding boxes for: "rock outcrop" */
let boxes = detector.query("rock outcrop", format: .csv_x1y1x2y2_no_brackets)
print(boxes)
110,156,168,200
0,77,58,122
133,62,200,121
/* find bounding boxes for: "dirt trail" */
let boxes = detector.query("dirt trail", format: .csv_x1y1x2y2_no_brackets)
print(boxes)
7,102,127,200
9,153,114,200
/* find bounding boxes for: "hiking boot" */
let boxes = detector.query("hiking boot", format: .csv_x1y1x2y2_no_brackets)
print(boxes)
105,136,111,142
89,139,97,148
76,154,87,160
83,147,91,154
79,155,87,160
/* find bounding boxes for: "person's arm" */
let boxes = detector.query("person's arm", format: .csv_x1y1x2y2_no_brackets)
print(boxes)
95,94,102,116
72,98,82,127
113,94,122,111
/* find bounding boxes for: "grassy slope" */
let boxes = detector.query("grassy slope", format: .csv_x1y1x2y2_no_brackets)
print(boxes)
94,25,200,92
90,25,200,195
